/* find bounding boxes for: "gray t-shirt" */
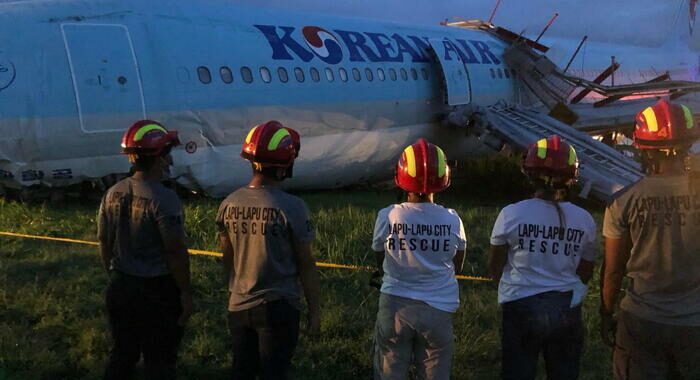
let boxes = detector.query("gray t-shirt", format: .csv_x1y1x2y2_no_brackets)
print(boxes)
604,175,700,326
216,187,315,312
97,177,185,277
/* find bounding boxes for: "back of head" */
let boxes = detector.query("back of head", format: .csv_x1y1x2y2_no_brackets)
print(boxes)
395,138,451,196
241,120,300,180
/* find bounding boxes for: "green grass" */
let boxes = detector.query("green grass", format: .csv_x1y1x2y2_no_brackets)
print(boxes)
0,183,612,379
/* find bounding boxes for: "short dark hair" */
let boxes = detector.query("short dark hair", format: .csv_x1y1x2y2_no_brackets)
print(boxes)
129,154,158,172
251,162,281,178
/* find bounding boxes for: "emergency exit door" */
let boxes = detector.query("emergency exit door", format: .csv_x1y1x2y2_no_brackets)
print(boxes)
429,39,471,106
62,24,146,133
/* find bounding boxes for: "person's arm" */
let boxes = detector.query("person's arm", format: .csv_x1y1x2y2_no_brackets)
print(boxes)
294,242,321,336
453,250,465,275
489,244,508,284
601,236,631,314
163,235,193,326
97,200,113,273
374,251,385,272
99,244,113,273
599,234,631,347
219,231,234,287
576,259,595,284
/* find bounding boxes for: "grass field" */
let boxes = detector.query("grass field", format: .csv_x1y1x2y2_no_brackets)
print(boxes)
0,167,614,379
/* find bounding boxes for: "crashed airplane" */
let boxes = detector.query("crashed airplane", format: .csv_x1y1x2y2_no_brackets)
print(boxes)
0,0,698,200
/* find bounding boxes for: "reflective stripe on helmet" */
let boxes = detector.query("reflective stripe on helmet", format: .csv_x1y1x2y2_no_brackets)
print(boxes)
267,128,291,151
436,146,446,178
568,145,577,165
537,138,547,159
682,105,694,129
245,126,259,144
642,107,658,132
404,146,417,177
134,124,167,141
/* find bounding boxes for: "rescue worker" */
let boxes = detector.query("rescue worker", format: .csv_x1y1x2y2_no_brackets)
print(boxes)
372,138,467,379
98,120,192,380
216,121,321,380
601,99,700,379
489,135,597,380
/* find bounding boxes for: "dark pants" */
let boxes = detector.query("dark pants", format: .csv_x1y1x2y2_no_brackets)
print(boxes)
501,291,583,380
104,271,184,380
614,310,700,380
228,299,300,380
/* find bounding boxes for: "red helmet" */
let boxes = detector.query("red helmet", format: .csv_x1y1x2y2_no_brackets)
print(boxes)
241,121,300,167
634,99,698,149
395,139,451,194
523,135,578,182
121,120,180,156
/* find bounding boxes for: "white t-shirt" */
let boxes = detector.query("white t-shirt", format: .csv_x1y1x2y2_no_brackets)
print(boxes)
372,202,467,312
490,198,597,304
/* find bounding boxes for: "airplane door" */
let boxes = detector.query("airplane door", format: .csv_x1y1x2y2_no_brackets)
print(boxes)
61,24,146,133
428,39,471,106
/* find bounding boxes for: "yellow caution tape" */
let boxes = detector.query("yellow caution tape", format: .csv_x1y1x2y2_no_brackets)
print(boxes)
0,231,492,282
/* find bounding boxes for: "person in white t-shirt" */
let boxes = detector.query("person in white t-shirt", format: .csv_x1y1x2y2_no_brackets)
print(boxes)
372,139,467,380
489,135,597,380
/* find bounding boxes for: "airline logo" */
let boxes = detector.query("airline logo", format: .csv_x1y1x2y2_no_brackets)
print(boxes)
302,26,343,64
255,25,501,65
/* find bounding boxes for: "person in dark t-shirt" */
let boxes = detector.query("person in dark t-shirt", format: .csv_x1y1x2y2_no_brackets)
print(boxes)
216,120,320,380
98,120,192,380
602,100,700,379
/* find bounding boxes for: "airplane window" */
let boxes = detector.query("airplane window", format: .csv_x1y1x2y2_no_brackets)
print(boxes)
197,66,211,84
325,68,335,82
294,67,305,82
421,68,429,80
352,68,361,82
389,68,397,81
504,68,510,79
365,68,374,81
241,66,253,83
339,68,348,82
400,68,408,81
260,67,272,83
490,68,496,79
310,67,320,82
411,68,418,80
219,66,233,84
377,68,385,81
278,67,289,83
497,68,503,79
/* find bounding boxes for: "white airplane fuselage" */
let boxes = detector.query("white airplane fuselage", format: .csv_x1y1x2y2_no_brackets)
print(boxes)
0,0,694,196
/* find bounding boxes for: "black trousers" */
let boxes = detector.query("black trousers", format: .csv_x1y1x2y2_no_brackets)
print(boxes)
228,299,301,380
104,271,184,380
501,291,584,380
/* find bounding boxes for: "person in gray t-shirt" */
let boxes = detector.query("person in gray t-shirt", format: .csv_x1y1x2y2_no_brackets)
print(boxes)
602,100,700,380
216,121,320,380
98,120,192,380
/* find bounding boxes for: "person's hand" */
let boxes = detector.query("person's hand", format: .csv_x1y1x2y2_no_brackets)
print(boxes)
369,270,383,289
600,311,617,348
305,311,321,339
178,291,193,326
